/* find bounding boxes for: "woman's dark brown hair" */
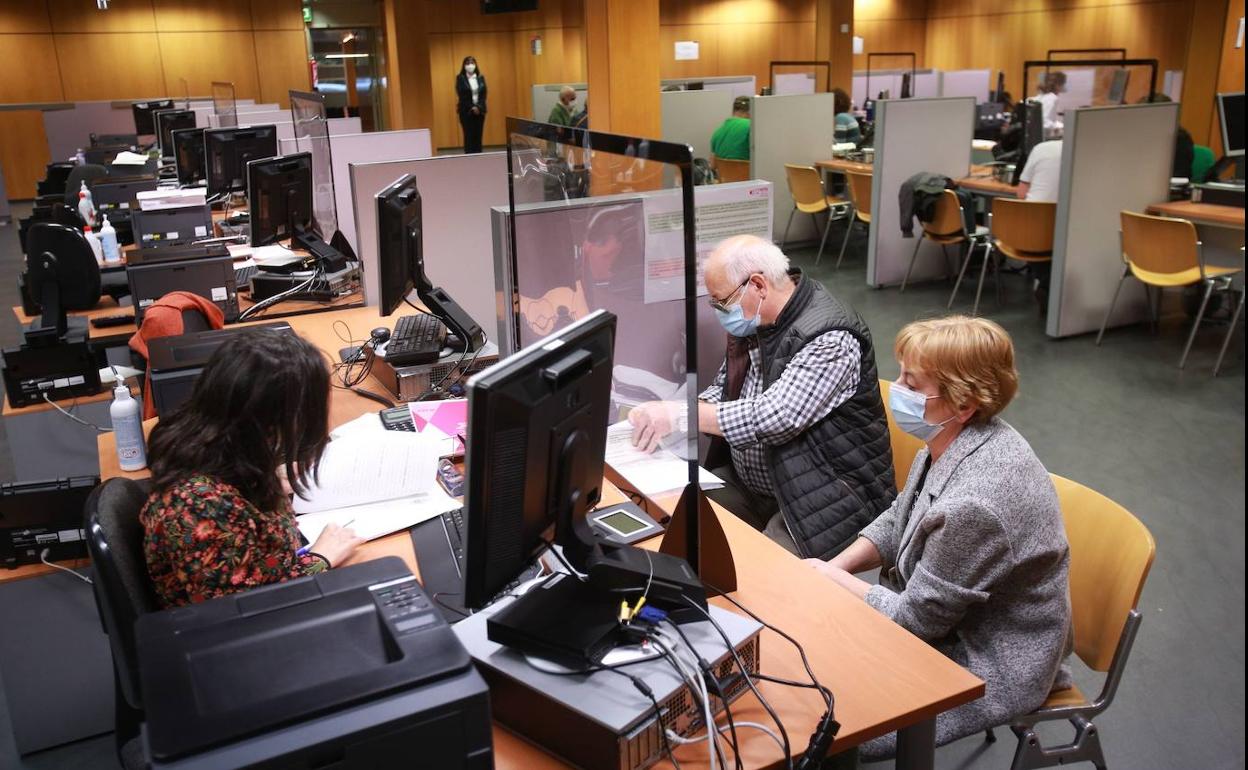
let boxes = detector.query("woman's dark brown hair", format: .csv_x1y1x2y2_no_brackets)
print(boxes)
833,87,851,116
148,328,330,512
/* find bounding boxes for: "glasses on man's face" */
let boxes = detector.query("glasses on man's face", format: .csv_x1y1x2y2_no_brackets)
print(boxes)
708,276,754,313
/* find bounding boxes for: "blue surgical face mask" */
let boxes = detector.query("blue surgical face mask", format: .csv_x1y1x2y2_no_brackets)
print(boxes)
890,382,956,442
714,287,761,337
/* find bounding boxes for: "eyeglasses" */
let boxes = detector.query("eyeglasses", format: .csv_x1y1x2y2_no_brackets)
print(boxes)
708,275,755,313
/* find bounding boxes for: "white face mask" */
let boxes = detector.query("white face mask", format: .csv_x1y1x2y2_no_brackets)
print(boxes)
465,64,476,74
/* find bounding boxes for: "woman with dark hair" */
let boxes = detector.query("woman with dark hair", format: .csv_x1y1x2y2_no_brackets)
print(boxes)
140,328,362,608
455,55,487,153
832,87,861,145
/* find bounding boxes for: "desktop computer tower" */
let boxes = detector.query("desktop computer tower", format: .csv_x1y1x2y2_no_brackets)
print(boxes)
373,342,500,402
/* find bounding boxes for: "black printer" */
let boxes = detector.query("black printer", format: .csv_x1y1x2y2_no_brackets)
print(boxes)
136,557,493,769
147,322,292,416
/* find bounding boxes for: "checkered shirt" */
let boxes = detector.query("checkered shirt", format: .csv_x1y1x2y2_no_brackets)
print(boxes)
700,331,861,497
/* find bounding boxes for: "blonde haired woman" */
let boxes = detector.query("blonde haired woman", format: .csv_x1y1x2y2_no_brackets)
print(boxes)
808,315,1073,759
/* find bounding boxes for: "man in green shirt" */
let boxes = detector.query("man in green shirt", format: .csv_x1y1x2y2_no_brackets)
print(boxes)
710,96,752,160
548,85,577,127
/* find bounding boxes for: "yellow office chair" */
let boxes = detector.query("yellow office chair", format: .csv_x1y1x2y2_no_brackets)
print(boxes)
1096,210,1242,370
1214,247,1245,376
835,170,873,270
950,198,1056,316
901,190,989,293
712,155,751,184
781,164,850,264
994,474,1155,770
878,379,924,493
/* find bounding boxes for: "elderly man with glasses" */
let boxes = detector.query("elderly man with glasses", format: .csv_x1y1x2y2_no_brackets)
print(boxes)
629,235,895,557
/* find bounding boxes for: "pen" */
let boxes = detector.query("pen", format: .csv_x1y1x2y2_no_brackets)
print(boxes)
297,519,355,557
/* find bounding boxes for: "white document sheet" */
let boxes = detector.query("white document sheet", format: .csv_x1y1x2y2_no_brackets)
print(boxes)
291,431,444,515
296,490,459,545
604,420,723,498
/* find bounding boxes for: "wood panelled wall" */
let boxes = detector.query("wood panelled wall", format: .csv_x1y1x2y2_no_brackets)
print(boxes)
923,0,1194,101
424,0,586,149
1208,0,1244,154
657,0,819,89
0,0,308,105
853,0,928,70
0,0,307,199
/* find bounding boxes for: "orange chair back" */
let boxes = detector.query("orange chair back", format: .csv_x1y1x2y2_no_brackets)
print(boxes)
922,190,965,237
846,170,873,218
993,198,1057,254
784,164,828,212
714,156,751,183
1051,474,1155,672
1120,210,1200,277
878,380,924,492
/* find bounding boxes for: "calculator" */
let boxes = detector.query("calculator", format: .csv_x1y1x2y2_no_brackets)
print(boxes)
378,405,415,431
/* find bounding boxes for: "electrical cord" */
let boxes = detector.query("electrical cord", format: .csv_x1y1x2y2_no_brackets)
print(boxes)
683,597,794,769
42,393,110,432
40,549,93,585
663,618,744,770
238,264,325,321
328,321,396,408
650,631,723,770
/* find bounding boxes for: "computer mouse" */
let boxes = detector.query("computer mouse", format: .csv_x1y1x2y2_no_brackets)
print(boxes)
370,327,391,344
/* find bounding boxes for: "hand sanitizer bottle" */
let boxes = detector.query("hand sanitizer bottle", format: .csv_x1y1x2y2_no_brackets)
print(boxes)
83,225,104,262
99,215,121,263
110,383,147,472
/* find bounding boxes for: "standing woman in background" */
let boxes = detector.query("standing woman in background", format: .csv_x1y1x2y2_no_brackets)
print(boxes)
456,55,487,154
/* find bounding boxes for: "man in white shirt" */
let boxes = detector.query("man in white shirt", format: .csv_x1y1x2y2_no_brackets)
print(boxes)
1035,71,1066,133
1015,139,1064,311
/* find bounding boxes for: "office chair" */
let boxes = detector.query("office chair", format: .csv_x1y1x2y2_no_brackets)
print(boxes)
23,223,130,315
712,155,751,183
878,379,924,493
38,162,75,198
1096,211,1241,370
835,170,873,270
901,190,989,293
781,164,850,264
989,474,1155,770
950,198,1055,316
63,164,108,207
84,477,156,770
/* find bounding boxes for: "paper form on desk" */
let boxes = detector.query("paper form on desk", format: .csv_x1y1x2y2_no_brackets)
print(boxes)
296,491,458,545
291,431,444,515
604,420,723,498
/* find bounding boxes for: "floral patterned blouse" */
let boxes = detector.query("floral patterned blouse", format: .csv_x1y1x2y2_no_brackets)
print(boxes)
140,474,322,609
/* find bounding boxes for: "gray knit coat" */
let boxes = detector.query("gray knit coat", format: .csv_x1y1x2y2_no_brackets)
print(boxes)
858,417,1073,759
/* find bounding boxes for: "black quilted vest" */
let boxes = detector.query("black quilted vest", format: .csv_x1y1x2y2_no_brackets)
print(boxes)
732,269,896,558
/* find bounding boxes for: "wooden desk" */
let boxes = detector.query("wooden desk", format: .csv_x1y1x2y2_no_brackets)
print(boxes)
816,158,874,175
957,165,1018,199
95,304,984,769
1145,200,1246,230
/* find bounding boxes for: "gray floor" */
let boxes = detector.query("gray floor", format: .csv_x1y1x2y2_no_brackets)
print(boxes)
0,209,1243,769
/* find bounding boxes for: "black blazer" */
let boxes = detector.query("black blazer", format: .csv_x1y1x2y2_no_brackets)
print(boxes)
456,72,488,118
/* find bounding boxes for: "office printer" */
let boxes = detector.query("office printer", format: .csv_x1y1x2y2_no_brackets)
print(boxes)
147,322,292,416
136,557,493,769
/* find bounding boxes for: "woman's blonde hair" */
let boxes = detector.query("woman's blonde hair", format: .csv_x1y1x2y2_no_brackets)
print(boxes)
894,315,1019,424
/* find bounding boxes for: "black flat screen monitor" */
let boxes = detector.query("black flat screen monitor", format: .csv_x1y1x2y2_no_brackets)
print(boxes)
132,100,174,135
1106,69,1130,105
204,125,278,197
461,308,616,609
375,174,428,316
1217,91,1244,158
247,153,313,247
172,128,206,187
1011,100,1044,185
155,109,197,158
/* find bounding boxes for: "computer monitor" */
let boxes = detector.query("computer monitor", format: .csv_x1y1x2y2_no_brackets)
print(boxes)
376,174,485,349
900,72,913,99
204,125,278,197
1011,100,1044,185
172,128,206,187
1217,91,1244,158
132,100,174,135
247,153,313,247
1106,69,1130,105
22,223,102,344
460,309,616,609
155,109,197,158
993,70,1006,102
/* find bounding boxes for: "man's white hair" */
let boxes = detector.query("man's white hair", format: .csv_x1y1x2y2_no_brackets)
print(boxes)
713,234,790,286
560,85,576,100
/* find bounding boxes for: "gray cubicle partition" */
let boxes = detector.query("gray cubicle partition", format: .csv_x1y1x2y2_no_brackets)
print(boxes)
661,90,734,162
751,93,836,244
1048,102,1179,338
663,75,756,97
941,69,991,103
280,128,432,256
852,69,942,106
532,77,756,121
867,96,976,288
349,152,507,329
43,102,136,160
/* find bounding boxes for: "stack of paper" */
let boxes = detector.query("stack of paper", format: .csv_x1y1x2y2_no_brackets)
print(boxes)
294,431,459,544
604,420,724,498
136,187,208,211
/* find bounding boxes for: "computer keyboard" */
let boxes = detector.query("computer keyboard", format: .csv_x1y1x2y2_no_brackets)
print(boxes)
235,264,258,289
411,507,541,623
385,314,447,367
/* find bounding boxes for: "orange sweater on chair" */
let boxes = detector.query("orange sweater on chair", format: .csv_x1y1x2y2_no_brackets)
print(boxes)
128,291,225,419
